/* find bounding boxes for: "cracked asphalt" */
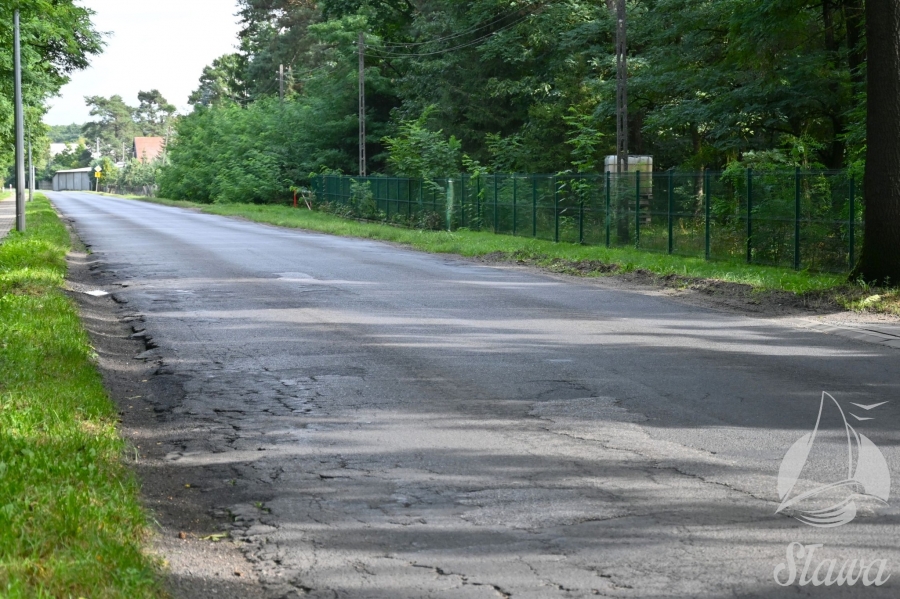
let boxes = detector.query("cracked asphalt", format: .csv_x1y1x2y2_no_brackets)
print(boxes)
49,191,900,598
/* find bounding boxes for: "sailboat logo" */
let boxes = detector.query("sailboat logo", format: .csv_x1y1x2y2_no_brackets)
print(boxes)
776,392,891,528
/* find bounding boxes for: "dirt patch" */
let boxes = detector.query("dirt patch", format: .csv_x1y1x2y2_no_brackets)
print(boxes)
63,223,269,599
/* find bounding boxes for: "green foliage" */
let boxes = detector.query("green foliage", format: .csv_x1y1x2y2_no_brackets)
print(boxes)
115,158,162,190
382,109,462,179
166,0,868,202
47,123,83,144
134,89,176,137
188,53,249,107
0,1,102,175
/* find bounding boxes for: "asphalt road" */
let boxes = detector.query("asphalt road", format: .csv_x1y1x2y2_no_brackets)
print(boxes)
50,191,900,598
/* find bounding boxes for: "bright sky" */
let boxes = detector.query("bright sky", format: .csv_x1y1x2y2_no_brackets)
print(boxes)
44,0,242,125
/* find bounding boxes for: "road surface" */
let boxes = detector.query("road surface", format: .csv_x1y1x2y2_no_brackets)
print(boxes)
50,191,900,598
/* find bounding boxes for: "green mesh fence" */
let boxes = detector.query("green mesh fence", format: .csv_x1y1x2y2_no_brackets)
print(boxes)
313,170,863,273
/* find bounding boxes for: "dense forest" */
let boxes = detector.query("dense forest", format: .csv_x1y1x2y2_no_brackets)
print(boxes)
160,0,868,204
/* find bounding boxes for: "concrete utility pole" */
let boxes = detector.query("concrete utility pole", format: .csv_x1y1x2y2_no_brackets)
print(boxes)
14,10,25,231
28,138,33,202
358,32,367,177
279,63,285,104
615,0,628,174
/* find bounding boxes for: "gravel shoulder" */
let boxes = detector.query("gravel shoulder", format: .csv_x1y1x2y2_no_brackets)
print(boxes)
64,227,268,599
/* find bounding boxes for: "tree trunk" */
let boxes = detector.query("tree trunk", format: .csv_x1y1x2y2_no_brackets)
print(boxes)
853,0,900,284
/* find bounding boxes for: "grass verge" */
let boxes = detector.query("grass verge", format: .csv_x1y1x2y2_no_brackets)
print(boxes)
103,193,898,314
0,196,163,598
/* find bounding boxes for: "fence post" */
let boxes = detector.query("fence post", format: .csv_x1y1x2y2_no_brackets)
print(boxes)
532,176,537,238
512,176,518,236
794,167,801,270
476,175,482,230
461,174,467,228
704,169,711,260
605,171,611,248
667,169,674,254
849,174,856,269
554,176,559,242
746,168,753,264
493,175,499,233
635,170,641,248
579,179,585,244
407,178,412,219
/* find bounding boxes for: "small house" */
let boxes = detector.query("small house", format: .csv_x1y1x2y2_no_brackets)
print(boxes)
133,137,165,163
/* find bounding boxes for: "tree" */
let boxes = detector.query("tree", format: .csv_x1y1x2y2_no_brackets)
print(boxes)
82,95,138,156
48,123,84,143
0,1,102,168
134,89,176,137
853,1,900,284
188,54,249,106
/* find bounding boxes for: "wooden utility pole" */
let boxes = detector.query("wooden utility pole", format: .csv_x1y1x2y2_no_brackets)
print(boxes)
615,0,628,174
358,32,367,177
14,10,25,231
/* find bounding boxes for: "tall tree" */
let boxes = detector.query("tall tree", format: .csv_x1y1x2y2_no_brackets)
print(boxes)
82,95,138,156
0,1,102,168
188,54,249,106
853,1,900,284
134,89,176,136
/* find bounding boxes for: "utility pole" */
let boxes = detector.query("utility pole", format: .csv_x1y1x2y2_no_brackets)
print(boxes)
14,10,25,231
279,64,285,104
615,0,628,174
358,32,366,177
28,138,33,202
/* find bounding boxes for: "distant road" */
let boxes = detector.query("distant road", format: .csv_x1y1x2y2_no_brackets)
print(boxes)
50,190,900,598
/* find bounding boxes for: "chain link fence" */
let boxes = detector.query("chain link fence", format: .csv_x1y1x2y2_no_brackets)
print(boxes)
313,170,863,272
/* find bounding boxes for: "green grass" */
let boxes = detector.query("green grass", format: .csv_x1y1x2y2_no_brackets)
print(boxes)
99,191,900,313
0,196,164,598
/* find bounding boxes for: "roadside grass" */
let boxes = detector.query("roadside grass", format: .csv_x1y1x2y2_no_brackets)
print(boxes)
0,196,164,598
101,193,897,313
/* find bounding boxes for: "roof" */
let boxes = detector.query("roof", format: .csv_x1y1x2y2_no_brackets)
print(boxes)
54,167,94,174
133,137,165,162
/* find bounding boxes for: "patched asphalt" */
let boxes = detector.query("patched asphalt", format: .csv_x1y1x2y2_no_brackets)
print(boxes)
50,191,900,598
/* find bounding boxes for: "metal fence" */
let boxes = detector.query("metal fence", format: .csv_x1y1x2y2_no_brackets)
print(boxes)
313,170,864,272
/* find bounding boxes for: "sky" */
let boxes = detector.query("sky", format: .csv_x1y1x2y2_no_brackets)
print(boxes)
44,0,242,125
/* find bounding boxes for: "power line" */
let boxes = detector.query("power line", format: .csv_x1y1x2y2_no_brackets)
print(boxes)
366,13,533,59
376,7,531,48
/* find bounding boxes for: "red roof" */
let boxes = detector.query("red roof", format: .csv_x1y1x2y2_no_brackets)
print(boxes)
133,137,165,162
